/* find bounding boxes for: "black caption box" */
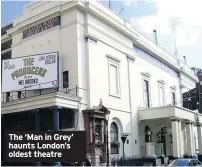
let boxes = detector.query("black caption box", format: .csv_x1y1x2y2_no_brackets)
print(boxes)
3,131,86,163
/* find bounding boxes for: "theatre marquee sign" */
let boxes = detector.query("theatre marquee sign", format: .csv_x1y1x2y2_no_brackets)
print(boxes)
2,52,58,93
23,16,60,39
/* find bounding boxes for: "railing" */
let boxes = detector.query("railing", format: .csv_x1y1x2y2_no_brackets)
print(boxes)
141,146,146,156
155,143,164,156
1,80,85,103
140,143,164,157
167,146,173,156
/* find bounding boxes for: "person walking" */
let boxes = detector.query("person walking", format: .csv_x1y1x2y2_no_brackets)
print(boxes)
86,155,91,166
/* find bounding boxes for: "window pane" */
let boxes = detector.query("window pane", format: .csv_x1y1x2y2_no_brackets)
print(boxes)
172,92,176,105
110,64,119,95
174,160,189,166
110,123,119,154
110,123,118,141
159,87,164,106
144,80,150,108
63,71,69,88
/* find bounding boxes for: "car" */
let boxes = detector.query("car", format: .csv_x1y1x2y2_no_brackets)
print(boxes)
168,159,201,166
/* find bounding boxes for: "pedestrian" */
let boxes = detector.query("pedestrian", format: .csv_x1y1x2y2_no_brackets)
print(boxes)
86,155,91,166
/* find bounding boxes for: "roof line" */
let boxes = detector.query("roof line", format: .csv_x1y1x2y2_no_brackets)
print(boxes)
1,22,13,29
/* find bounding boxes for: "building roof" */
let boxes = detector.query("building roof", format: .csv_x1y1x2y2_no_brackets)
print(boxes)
1,23,13,36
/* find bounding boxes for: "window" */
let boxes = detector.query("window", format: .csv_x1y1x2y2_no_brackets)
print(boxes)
110,122,119,154
143,80,150,108
174,160,189,166
171,92,176,105
6,92,10,102
63,71,69,88
108,61,120,97
145,125,152,142
192,160,201,166
17,91,21,99
159,86,164,106
95,124,101,140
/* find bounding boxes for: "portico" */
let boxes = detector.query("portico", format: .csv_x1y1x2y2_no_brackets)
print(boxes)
138,105,199,161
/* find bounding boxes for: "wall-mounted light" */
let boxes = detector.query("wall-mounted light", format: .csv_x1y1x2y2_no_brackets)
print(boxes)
126,139,129,144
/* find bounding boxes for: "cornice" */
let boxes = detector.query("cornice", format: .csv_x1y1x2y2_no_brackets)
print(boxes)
180,67,198,82
141,72,151,78
5,0,196,82
157,79,165,85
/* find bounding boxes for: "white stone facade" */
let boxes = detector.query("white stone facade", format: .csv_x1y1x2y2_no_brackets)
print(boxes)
2,0,202,163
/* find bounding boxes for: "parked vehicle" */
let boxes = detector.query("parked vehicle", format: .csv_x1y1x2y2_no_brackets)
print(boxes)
168,159,201,166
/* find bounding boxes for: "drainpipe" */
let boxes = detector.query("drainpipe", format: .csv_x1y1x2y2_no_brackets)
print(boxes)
84,12,91,108
179,72,184,107
127,56,134,155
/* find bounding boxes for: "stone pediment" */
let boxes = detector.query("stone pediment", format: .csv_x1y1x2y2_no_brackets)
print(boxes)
83,105,110,115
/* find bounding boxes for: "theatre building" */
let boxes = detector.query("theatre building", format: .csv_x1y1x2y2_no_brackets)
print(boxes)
1,0,202,165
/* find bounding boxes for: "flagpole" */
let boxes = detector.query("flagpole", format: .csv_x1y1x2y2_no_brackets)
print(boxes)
172,18,179,58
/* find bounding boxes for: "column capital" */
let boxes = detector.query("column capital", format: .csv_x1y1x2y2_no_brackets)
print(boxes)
51,105,63,110
196,122,202,127
32,109,39,113
170,117,180,121
185,120,194,125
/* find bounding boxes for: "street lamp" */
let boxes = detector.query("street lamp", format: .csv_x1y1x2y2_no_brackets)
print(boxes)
105,115,109,166
121,134,128,166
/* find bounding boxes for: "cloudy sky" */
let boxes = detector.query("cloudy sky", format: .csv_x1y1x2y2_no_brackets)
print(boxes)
100,0,202,68
2,0,202,68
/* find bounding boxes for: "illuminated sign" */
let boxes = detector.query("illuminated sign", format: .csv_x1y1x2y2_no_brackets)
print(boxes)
2,52,58,92
23,16,60,39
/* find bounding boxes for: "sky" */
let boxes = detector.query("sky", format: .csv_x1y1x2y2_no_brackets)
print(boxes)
1,0,202,68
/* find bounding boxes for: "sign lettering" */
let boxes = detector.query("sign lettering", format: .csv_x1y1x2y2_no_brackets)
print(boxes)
23,16,60,39
2,53,58,92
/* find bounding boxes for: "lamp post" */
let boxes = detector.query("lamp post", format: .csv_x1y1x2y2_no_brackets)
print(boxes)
105,116,109,166
121,135,127,166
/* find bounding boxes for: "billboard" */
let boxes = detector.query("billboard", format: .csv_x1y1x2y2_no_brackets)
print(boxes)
2,52,58,93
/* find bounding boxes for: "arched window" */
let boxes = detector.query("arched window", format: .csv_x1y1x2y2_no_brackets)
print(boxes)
110,122,119,154
145,125,152,142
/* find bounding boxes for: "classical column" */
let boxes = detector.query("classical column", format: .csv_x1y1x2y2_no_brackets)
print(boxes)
171,118,180,158
186,122,194,157
34,110,41,166
191,123,196,156
52,106,61,166
53,108,60,131
178,120,183,157
197,124,202,161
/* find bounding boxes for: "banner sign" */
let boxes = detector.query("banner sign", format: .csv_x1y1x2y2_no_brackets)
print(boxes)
3,131,86,162
2,52,58,92
23,16,60,39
